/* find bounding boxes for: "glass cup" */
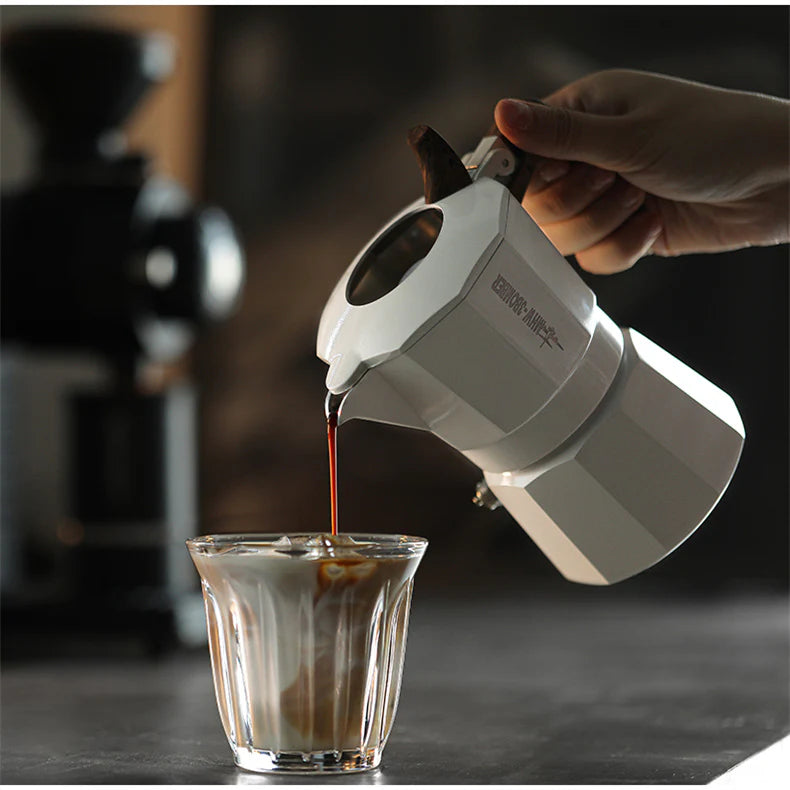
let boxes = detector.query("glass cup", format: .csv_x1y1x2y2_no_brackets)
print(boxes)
186,533,428,774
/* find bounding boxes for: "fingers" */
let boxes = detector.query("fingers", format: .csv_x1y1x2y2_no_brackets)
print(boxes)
539,179,647,256
495,98,634,171
495,91,662,272
574,205,664,274
524,163,616,224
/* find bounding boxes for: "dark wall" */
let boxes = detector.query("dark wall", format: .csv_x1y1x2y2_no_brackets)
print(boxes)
197,6,788,594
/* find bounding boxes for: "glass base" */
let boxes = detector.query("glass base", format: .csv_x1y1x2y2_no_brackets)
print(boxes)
234,746,382,774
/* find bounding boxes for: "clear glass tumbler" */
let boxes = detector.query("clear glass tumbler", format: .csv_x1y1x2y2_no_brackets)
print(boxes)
187,533,427,774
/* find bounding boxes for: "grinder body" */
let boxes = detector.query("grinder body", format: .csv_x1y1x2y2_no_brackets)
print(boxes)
317,176,744,584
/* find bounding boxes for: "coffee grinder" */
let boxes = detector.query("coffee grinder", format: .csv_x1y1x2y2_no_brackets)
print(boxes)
0,24,245,653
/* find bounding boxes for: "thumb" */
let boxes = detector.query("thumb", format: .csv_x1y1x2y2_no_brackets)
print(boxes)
495,98,631,171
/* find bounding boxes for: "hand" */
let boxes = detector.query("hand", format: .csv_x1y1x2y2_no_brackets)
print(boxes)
495,69,789,273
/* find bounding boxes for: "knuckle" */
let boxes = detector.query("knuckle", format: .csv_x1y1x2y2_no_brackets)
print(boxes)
578,209,603,239
582,68,623,88
551,107,578,157
595,67,639,83
543,194,565,220
543,189,574,221
525,188,570,223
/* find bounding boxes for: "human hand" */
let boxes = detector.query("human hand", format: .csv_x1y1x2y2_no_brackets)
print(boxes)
494,69,789,273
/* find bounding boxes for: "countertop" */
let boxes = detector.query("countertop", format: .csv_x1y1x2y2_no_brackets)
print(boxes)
1,593,788,784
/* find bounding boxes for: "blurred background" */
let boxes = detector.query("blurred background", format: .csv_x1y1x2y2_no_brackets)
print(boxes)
1,5,787,656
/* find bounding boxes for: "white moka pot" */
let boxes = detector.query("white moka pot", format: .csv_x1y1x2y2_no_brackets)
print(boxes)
317,170,744,585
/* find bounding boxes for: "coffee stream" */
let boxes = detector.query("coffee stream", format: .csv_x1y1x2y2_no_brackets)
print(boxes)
327,406,339,536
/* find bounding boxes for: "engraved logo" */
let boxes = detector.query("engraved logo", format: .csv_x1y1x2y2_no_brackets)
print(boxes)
490,273,564,350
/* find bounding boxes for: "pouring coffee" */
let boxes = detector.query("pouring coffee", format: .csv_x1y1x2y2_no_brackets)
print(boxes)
317,125,744,585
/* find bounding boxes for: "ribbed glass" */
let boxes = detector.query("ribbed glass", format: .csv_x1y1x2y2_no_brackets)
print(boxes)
187,533,427,774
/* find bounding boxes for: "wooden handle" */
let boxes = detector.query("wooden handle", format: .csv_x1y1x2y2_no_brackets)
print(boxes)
408,125,472,204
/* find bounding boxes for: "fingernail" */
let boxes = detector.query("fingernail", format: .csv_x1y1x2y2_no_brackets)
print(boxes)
622,185,644,209
589,169,616,190
499,99,534,130
537,160,571,184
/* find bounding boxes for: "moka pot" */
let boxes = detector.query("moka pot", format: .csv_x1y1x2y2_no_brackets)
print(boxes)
317,127,744,585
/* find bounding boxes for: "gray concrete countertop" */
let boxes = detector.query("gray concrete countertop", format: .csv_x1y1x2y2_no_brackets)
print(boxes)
1,594,788,784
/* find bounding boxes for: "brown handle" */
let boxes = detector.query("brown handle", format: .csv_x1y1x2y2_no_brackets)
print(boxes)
408,125,472,204
407,101,546,205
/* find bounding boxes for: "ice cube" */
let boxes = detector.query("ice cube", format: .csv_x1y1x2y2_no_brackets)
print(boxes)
273,535,309,556
303,535,332,548
297,533,365,559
